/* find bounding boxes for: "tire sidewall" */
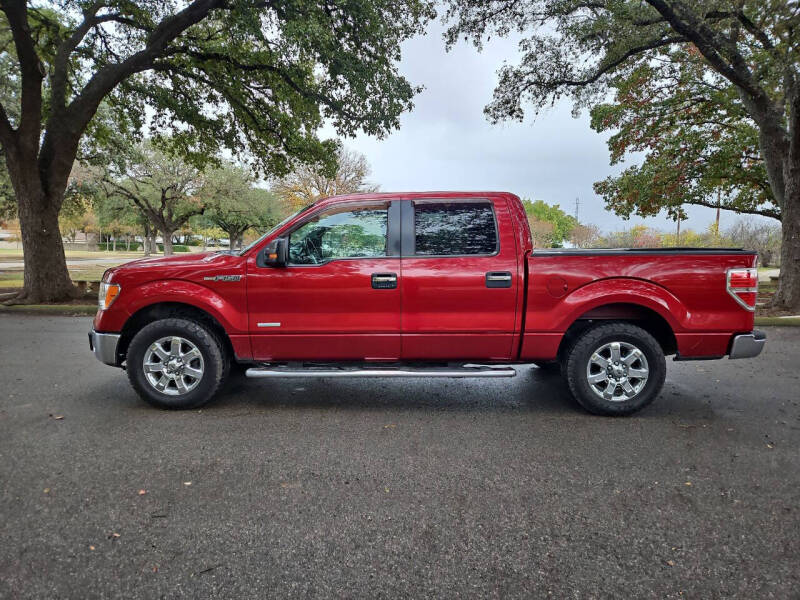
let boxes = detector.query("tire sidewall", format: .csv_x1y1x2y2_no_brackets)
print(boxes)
567,324,666,416
127,319,225,409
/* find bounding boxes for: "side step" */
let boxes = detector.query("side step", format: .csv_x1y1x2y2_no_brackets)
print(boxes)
245,363,517,379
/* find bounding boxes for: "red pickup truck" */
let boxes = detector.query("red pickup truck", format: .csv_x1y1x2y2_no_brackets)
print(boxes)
89,191,765,415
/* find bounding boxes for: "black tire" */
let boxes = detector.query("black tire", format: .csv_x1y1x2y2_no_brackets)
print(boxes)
126,318,229,409
564,322,666,416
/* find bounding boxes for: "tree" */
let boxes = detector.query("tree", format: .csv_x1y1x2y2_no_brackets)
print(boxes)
272,146,379,211
201,163,281,250
445,0,800,309
726,218,782,267
522,199,577,247
0,1,433,302
101,144,206,256
569,223,601,249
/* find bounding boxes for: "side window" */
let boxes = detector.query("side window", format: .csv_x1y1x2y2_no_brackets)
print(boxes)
288,204,388,265
414,202,498,256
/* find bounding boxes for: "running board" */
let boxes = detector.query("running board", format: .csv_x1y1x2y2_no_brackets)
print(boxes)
245,364,517,379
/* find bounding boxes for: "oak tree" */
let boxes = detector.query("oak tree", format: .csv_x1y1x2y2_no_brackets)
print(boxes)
0,0,432,301
445,0,800,309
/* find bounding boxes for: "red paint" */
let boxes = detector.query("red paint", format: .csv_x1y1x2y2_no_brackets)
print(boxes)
94,191,758,363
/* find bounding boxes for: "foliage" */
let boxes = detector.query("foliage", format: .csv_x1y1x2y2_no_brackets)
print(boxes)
443,0,800,309
0,0,434,301
569,223,601,249
522,199,577,247
98,142,206,255
273,146,379,211
200,163,282,249
724,218,782,266
591,51,777,221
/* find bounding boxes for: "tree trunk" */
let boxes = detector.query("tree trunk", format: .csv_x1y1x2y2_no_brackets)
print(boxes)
162,231,174,256
4,151,76,303
772,167,800,311
15,187,76,303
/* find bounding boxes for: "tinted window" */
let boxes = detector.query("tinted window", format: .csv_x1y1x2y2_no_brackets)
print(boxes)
414,202,498,256
288,205,387,265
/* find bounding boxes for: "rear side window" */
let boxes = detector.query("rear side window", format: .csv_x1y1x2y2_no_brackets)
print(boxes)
414,202,498,256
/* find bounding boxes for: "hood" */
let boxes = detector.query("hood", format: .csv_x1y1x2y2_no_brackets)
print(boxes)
104,251,244,282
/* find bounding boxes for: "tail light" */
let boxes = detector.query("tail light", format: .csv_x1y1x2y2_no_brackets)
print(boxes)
726,268,758,311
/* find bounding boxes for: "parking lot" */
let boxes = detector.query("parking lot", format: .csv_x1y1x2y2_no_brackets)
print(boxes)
1,315,798,598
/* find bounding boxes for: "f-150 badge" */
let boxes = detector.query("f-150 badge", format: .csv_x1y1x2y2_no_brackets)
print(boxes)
203,275,242,282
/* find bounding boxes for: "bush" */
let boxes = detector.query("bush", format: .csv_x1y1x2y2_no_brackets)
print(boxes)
97,241,142,251
157,244,190,252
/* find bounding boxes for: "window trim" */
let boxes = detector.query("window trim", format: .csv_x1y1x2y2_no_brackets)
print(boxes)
283,200,400,267
400,198,500,258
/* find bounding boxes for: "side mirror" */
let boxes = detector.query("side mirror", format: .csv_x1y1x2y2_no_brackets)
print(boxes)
259,238,288,267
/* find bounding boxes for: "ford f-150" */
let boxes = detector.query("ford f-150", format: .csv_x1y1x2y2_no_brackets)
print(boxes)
89,191,765,415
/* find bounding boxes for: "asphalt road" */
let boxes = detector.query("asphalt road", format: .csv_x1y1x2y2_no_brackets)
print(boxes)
1,315,798,599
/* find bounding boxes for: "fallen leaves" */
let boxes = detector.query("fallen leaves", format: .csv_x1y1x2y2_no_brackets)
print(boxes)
138,489,147,495
183,481,192,486
49,414,64,420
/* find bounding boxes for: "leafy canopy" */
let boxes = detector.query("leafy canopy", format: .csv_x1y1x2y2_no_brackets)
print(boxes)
0,0,435,179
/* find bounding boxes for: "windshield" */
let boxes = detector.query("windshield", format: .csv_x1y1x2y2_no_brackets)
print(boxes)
238,203,316,255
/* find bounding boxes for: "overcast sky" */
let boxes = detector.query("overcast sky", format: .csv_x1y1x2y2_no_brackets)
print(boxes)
323,21,735,235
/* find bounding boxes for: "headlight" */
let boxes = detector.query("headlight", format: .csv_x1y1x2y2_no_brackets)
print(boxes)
98,282,121,310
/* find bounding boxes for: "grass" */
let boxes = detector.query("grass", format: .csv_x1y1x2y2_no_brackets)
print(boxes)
0,304,96,316
754,316,800,326
0,266,111,288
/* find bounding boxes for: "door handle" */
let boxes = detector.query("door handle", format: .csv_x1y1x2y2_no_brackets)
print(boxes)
372,273,398,289
486,271,512,288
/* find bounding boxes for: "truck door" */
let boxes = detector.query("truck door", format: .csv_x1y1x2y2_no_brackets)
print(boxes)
246,200,402,361
399,197,519,360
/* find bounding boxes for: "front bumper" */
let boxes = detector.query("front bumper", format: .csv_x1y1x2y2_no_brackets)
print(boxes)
89,329,121,366
729,330,766,359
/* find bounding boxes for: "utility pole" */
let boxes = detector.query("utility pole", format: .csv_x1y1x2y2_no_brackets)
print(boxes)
715,188,721,235
676,214,681,245
574,197,580,222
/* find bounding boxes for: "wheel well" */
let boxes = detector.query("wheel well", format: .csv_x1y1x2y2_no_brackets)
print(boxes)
557,303,678,360
118,302,234,364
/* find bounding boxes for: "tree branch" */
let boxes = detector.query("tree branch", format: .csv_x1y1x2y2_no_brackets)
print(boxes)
1,0,43,142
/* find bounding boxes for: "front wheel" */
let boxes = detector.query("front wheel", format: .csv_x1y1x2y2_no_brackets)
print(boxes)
126,318,228,409
564,322,666,416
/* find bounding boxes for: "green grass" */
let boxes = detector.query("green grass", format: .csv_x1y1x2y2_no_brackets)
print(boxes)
0,304,97,315
0,266,111,288
754,316,800,327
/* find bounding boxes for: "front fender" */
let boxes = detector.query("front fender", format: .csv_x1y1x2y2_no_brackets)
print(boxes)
97,279,247,334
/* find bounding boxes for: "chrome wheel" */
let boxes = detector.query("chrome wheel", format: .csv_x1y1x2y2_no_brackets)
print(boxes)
143,336,204,396
586,341,649,402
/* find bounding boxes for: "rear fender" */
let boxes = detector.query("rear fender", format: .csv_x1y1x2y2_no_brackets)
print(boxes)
527,277,688,334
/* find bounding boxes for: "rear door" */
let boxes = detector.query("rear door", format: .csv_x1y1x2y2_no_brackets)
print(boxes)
399,197,520,360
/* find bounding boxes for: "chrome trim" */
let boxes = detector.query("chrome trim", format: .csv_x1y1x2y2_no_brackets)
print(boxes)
246,365,516,378
89,329,121,366
487,274,512,281
726,267,758,312
729,330,766,359
372,275,397,282
257,322,281,328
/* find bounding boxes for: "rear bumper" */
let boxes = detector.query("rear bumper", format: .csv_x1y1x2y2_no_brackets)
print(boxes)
89,329,121,366
729,330,766,359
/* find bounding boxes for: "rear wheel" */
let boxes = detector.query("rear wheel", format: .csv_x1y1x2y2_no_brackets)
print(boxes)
126,318,228,409
564,322,666,416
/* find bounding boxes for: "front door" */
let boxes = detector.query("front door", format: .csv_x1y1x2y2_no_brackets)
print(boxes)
247,200,402,361
400,197,520,360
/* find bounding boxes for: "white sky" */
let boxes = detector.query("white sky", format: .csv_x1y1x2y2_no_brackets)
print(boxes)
322,21,742,235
